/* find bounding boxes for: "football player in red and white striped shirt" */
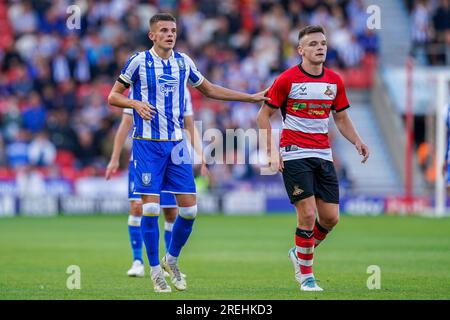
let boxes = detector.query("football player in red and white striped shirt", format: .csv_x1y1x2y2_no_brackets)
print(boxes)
257,25,369,291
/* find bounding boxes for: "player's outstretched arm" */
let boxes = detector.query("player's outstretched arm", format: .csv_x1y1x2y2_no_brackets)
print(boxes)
257,104,283,172
108,81,156,120
195,78,270,104
333,110,369,163
105,113,133,180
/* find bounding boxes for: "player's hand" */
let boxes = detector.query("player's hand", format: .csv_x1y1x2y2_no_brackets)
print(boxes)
277,152,284,172
249,87,271,103
355,140,369,163
105,160,119,180
268,151,283,173
132,100,156,120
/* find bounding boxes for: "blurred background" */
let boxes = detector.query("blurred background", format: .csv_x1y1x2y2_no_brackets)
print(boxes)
0,0,449,217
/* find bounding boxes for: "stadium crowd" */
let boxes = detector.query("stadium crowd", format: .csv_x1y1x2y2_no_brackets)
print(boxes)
407,0,450,65
0,0,375,192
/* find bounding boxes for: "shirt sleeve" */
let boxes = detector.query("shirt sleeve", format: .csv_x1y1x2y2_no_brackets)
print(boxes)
183,54,204,87
183,88,194,116
118,52,141,87
265,74,289,109
333,74,350,112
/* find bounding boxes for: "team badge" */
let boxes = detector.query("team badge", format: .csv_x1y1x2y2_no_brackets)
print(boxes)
292,185,304,196
176,58,186,70
324,85,335,99
142,173,151,186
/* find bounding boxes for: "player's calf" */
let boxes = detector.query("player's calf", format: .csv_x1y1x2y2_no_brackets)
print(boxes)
314,217,338,247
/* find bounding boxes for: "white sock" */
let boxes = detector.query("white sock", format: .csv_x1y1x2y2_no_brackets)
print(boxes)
150,265,162,277
164,222,174,232
165,253,177,264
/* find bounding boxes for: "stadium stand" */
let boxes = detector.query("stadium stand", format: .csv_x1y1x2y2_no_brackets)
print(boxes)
5,0,447,215
0,0,380,193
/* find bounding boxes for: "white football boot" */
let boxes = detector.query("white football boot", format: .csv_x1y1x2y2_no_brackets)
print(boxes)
161,256,187,291
288,247,323,291
126,260,145,277
288,247,302,284
300,277,323,292
151,270,172,293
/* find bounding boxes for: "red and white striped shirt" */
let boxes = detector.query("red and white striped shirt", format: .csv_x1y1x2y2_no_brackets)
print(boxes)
265,64,350,162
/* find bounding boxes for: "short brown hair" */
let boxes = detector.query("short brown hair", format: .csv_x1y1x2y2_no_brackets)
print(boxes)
298,25,326,42
149,13,176,28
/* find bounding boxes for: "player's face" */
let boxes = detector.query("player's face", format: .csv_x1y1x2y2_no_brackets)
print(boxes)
298,32,327,65
149,21,177,51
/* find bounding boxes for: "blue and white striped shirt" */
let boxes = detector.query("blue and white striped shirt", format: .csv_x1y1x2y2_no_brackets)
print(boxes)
124,88,194,162
119,47,203,141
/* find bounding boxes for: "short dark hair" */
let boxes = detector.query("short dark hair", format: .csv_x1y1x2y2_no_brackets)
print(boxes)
298,25,326,42
149,13,176,28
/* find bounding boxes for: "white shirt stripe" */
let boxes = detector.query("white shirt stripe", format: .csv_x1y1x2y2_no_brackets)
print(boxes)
283,114,329,134
281,146,333,162
289,82,337,100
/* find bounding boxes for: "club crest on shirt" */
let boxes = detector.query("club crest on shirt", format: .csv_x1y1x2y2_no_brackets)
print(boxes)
324,85,335,99
157,74,178,97
176,58,186,70
292,185,304,196
142,173,151,186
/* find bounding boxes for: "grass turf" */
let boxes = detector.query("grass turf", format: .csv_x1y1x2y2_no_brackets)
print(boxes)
0,214,449,300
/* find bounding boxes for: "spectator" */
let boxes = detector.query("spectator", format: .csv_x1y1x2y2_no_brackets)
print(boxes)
22,91,47,134
411,0,432,64
6,129,30,169
339,35,364,68
75,128,97,168
28,130,56,167
433,0,450,41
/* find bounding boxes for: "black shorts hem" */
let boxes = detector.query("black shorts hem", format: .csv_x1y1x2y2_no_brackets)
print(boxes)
314,194,340,204
290,192,315,204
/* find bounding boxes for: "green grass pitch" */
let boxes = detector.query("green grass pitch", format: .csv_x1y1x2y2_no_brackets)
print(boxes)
0,214,449,300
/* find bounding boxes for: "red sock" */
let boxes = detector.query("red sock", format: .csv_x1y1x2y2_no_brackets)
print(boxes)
314,220,329,247
295,229,315,276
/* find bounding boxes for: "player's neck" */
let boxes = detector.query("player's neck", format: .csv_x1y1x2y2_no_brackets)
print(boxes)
152,46,172,60
300,61,324,77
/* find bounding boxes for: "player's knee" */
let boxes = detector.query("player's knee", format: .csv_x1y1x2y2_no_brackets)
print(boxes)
130,201,142,216
303,207,316,222
178,205,197,220
142,202,161,216
163,207,177,223
321,215,339,229
302,214,316,227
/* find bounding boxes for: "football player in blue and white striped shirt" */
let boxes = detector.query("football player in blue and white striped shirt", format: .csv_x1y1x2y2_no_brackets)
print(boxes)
108,13,269,293
105,89,204,279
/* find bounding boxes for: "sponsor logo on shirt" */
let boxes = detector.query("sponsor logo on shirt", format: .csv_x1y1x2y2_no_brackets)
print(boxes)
157,74,178,97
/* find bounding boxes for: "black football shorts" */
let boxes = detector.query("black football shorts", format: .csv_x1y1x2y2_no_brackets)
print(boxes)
282,157,340,204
